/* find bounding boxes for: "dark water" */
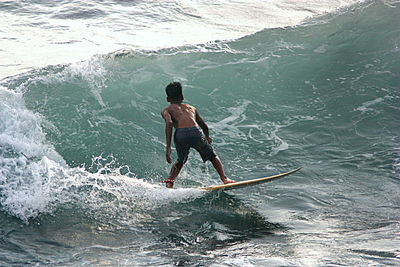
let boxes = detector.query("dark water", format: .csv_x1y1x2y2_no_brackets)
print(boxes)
0,1,399,266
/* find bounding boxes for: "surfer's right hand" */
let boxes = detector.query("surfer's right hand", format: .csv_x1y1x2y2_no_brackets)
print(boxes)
166,146,172,163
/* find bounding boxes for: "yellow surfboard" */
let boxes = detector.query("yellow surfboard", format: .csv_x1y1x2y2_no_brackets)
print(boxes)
199,167,301,191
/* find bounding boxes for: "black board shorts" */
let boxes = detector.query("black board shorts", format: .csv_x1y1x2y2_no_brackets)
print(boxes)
174,126,216,164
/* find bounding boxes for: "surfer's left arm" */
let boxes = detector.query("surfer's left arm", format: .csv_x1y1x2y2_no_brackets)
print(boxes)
161,109,173,163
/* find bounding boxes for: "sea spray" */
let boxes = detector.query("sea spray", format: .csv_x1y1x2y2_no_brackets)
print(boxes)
0,86,204,222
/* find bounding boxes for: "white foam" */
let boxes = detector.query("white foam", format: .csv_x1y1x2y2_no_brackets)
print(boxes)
354,97,386,114
269,125,289,156
314,44,329,53
0,87,67,220
216,257,299,267
266,116,315,156
0,87,64,162
208,100,250,140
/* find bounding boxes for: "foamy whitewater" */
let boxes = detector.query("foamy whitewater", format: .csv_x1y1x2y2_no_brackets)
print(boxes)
0,0,399,266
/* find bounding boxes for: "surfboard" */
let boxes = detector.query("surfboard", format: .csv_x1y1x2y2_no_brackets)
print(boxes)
199,167,301,191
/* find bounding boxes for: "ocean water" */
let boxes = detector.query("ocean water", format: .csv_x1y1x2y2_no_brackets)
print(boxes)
1,0,399,266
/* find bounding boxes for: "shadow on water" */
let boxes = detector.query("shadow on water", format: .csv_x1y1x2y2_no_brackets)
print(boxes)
145,191,287,264
0,189,287,266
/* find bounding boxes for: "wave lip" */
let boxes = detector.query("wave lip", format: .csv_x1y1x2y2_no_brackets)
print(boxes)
1,0,364,79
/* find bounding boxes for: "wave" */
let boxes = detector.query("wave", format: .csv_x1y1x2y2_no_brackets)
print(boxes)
0,1,399,223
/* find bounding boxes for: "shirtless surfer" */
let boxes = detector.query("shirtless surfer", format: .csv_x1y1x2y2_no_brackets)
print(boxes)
161,82,235,188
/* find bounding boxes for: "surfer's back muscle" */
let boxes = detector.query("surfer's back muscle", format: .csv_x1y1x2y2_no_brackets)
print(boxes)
162,103,198,129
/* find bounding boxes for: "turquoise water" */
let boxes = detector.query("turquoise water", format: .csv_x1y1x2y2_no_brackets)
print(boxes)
1,1,399,266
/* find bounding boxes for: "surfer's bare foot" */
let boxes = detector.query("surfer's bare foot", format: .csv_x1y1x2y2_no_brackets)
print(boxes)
161,178,175,188
222,177,235,184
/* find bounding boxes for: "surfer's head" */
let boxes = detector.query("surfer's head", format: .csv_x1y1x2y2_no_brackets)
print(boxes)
165,82,183,102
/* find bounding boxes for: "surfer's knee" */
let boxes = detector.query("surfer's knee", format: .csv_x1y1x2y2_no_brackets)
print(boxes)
175,161,184,169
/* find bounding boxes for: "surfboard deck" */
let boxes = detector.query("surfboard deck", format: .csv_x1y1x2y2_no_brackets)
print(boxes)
199,167,301,191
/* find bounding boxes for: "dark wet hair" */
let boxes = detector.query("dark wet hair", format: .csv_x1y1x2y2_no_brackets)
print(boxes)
165,82,183,100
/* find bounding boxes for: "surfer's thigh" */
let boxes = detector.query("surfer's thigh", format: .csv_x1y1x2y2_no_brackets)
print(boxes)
192,137,216,163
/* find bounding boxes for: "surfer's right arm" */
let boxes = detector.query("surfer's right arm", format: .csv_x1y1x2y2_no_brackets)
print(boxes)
161,108,173,163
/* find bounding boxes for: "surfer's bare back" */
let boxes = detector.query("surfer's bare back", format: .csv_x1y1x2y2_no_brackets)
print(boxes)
161,82,235,188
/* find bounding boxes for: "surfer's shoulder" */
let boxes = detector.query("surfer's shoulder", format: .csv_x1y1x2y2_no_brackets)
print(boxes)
183,103,196,111
161,106,171,117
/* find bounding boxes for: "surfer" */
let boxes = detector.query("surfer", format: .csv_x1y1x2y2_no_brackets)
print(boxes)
161,82,235,188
